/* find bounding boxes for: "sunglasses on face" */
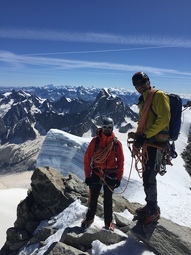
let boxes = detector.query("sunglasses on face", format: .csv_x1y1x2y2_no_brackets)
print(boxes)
134,80,148,88
102,125,113,129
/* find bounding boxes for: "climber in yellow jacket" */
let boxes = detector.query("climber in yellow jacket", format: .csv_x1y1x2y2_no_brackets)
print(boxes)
138,87,170,140
128,71,171,226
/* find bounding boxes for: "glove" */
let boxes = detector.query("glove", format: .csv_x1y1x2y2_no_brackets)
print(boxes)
114,179,120,189
85,177,91,186
134,133,146,148
128,132,135,139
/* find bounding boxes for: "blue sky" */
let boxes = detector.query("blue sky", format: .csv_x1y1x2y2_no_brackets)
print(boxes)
0,0,191,94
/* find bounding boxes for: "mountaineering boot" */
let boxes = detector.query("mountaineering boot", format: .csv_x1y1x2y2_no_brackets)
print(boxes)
142,207,161,226
104,222,116,231
133,205,149,222
133,206,160,225
81,218,93,229
136,205,149,215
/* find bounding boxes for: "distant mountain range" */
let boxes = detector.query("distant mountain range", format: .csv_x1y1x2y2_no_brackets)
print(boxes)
0,84,190,105
0,86,139,174
0,84,140,105
0,84,190,175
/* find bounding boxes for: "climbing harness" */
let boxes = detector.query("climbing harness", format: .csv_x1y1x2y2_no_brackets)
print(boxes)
91,138,130,194
156,141,178,176
91,139,117,192
127,139,178,177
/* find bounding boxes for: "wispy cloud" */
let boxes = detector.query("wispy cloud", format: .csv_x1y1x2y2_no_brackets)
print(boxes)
24,46,173,56
1,50,191,77
0,28,191,48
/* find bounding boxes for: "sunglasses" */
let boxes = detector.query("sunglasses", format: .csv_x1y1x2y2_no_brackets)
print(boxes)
134,80,148,88
102,125,113,129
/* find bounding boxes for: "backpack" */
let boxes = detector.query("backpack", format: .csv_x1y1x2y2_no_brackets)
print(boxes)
150,91,182,141
168,94,182,141
94,136,118,152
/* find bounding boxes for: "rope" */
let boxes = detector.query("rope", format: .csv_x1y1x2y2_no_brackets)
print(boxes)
131,89,157,176
92,139,114,192
113,152,134,195
92,139,113,165
114,139,168,195
92,138,132,194
129,140,167,178
131,143,148,177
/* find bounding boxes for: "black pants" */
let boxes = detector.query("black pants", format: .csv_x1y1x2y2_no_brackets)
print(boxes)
143,146,158,213
85,172,115,226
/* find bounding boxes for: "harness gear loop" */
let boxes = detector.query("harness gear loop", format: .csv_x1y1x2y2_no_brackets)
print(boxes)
128,140,174,177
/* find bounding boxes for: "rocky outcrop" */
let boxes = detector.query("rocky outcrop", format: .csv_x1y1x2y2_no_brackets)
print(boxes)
0,167,191,255
115,214,191,255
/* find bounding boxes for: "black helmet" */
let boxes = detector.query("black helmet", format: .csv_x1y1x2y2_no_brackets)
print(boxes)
102,117,114,127
132,72,149,86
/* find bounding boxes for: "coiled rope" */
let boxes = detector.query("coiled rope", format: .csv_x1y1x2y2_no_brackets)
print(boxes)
91,139,130,194
132,143,149,178
92,139,113,166
92,139,115,192
132,89,157,176
92,138,135,194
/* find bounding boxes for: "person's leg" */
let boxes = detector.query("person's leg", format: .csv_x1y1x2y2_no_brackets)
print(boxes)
103,183,114,226
85,173,102,222
143,146,159,213
85,184,102,221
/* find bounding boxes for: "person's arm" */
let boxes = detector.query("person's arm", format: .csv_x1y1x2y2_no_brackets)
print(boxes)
84,138,96,178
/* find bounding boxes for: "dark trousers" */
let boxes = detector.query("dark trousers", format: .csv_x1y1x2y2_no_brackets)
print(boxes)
85,173,115,226
143,146,158,213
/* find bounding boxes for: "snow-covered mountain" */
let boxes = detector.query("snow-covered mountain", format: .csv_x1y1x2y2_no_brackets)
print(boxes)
0,84,190,176
0,88,138,174
1,84,191,105
0,85,139,105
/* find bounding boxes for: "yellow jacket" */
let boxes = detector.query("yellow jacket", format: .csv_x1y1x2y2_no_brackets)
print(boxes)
138,89,170,139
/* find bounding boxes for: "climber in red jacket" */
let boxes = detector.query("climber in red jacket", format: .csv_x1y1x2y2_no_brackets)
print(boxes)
82,117,124,231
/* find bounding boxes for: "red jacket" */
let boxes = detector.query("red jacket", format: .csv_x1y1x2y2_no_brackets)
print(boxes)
84,130,124,181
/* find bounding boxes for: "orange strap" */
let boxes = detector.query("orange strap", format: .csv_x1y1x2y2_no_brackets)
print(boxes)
137,88,157,135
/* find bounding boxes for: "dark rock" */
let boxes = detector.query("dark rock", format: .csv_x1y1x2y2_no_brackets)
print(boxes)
44,242,89,255
1,166,191,255
115,213,191,255
62,226,127,250
30,226,57,244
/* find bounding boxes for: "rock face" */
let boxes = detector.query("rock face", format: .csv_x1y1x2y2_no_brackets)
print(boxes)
0,167,191,255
